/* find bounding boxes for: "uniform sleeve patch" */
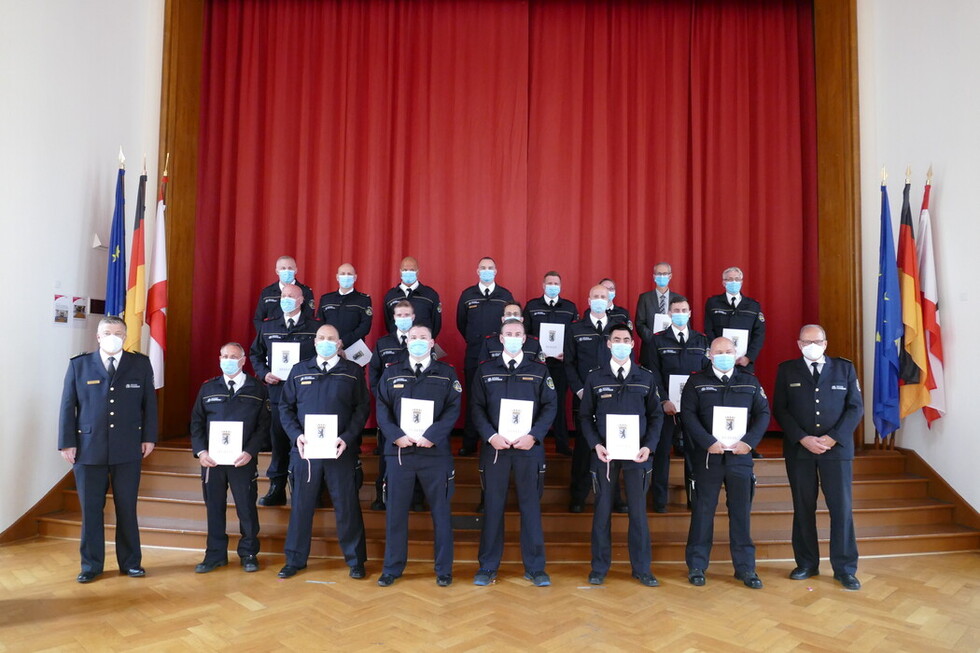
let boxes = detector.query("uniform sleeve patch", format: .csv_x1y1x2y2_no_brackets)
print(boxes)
546,377,555,390
365,307,373,316
437,303,443,313
453,380,463,393
758,312,765,322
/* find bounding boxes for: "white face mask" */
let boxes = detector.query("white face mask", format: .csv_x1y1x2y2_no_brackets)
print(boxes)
801,343,826,361
100,334,124,355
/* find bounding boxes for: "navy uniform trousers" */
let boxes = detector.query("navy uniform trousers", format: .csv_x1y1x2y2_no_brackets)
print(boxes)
74,461,142,573
479,445,547,573
685,452,756,574
590,457,652,575
785,456,857,575
201,462,260,563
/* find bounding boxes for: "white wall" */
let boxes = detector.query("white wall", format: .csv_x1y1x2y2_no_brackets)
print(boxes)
0,0,164,532
858,0,980,510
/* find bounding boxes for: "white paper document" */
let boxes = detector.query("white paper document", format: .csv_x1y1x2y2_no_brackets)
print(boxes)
344,339,372,367
722,328,749,359
711,406,748,449
668,374,690,410
497,398,534,442
208,420,243,465
271,342,302,379
399,398,434,443
653,313,672,334
605,414,640,460
538,322,565,358
303,414,339,459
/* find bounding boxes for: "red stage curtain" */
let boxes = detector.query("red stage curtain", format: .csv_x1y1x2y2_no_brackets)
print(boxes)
193,0,817,418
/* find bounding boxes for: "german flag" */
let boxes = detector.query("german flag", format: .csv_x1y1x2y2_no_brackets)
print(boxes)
896,180,929,417
124,172,147,351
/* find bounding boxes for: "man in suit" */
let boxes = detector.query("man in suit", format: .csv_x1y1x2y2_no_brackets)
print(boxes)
773,324,864,591
375,325,462,587
59,316,157,583
317,262,373,348
250,282,320,506
636,262,685,369
253,255,315,328
471,319,557,587
681,336,770,589
382,256,442,337
456,256,515,455
190,342,270,574
277,324,370,580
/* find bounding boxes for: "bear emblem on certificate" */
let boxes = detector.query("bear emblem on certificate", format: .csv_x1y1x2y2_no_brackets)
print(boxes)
208,421,243,465
303,414,339,459
711,406,747,450
722,328,749,360
399,398,434,443
538,323,565,358
604,414,640,460
270,342,301,379
497,398,533,442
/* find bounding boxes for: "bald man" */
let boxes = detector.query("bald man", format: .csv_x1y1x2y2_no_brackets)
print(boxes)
253,255,315,329
383,256,442,337
317,263,373,347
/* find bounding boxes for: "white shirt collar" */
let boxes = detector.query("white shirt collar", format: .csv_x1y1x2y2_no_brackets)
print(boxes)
223,372,244,391
400,281,420,293
610,359,631,378
590,313,606,328
543,295,560,305
803,355,826,368
283,310,301,325
99,349,121,370
726,292,742,306
479,282,496,295
671,325,688,340
338,286,353,295
712,366,733,380
396,329,410,341
317,355,339,371
409,355,432,372
502,350,523,367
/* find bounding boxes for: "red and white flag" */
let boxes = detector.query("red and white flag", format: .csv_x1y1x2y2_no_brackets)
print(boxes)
146,173,168,389
916,181,945,425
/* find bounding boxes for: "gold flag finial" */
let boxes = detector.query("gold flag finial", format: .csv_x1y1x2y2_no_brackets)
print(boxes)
163,153,170,177
926,164,933,185
881,166,887,184
118,147,126,169
905,164,912,184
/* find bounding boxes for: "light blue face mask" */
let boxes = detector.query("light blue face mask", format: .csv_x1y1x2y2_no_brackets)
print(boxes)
280,297,298,314
407,339,431,358
654,274,671,288
544,284,560,299
502,336,523,355
219,358,241,376
394,316,414,333
316,340,339,359
400,270,418,286
338,274,355,289
725,280,742,295
278,269,296,285
590,298,609,314
479,268,497,284
671,312,690,327
606,290,616,303
610,342,633,361
713,353,736,372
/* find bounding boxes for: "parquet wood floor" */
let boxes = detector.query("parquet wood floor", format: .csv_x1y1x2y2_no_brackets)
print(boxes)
0,538,977,651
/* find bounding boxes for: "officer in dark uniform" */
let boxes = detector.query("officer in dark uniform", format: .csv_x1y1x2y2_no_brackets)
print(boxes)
253,255,315,328
646,295,710,512
636,262,685,367
190,342,270,573
456,256,515,455
599,277,633,327
681,336,770,589
580,324,663,587
382,256,442,337
564,284,630,512
702,266,766,373
773,324,864,591
249,283,320,506
317,262,373,347
277,324,370,580
375,325,462,587
478,303,545,363
471,319,557,587
59,316,157,583
525,273,579,456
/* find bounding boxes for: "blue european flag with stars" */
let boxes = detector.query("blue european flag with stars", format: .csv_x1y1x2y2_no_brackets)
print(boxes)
873,184,902,437
105,167,127,317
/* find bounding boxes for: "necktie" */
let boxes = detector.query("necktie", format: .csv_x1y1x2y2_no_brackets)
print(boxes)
400,335,407,347
659,294,666,314
107,356,116,379
405,287,412,298
617,366,625,382
287,318,295,330
721,374,729,384
228,379,236,396
678,331,686,345
596,320,603,334
549,300,555,308
508,359,517,373
415,363,423,378
484,288,490,298
812,362,820,382
730,297,737,311
322,362,329,373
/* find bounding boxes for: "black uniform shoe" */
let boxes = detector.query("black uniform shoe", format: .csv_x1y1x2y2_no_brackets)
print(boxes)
633,572,660,587
652,505,668,514
688,569,706,586
76,571,101,584
349,564,366,579
277,564,305,578
569,503,584,513
377,573,397,587
834,573,861,590
436,574,453,587
125,567,146,578
259,480,287,506
241,556,259,573
588,571,604,585
735,571,763,589
613,503,629,514
524,570,551,587
457,446,476,456
789,567,819,580
195,560,228,574
371,497,386,511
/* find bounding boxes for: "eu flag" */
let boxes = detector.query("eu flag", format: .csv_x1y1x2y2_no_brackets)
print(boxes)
873,184,902,437
105,167,127,317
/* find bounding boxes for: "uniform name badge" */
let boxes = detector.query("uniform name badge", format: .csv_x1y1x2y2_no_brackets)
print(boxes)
605,414,640,460
722,328,749,359
344,339,372,367
711,406,747,450
208,420,244,465
669,374,689,410
303,414,339,459
399,398,434,443
270,342,301,379
538,322,565,358
653,313,671,334
497,398,534,443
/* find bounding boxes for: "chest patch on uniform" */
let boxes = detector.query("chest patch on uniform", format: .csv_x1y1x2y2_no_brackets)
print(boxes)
832,385,846,391
393,383,405,389
522,376,535,382
485,376,505,383
790,382,801,387
126,383,141,389
205,396,225,403
600,393,613,399
661,349,678,355
698,386,718,392
597,386,616,394
301,381,312,385
86,379,101,385
298,376,317,383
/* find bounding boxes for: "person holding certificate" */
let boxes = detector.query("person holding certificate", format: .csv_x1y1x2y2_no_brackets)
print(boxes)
470,319,557,587
646,295,710,513
316,262,373,348
524,272,579,456
477,303,545,364
773,324,864,591
375,325,462,587
189,342,270,574
579,324,664,587
277,325,370,580
249,283,320,507
702,266,766,373
680,336,770,589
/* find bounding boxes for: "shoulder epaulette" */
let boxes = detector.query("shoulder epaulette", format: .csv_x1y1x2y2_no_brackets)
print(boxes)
70,352,90,360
